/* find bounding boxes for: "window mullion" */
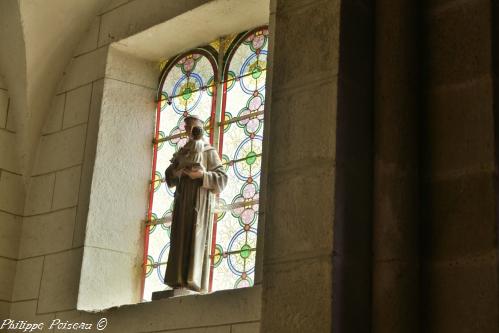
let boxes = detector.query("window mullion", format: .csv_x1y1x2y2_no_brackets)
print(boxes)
211,37,225,149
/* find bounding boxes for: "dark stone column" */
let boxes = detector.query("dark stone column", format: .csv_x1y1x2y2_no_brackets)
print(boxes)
421,1,499,331
260,1,342,331
333,0,374,332
261,0,374,331
372,2,421,332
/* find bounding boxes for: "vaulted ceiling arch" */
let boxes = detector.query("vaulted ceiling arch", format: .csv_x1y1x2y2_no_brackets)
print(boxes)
0,0,110,185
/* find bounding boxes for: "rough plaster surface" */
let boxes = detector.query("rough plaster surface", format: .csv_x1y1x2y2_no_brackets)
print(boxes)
84,78,154,254
98,0,210,48
106,47,157,89
74,80,104,248
78,247,141,311
80,75,154,308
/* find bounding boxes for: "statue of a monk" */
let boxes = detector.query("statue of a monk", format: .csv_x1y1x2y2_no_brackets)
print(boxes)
164,115,228,292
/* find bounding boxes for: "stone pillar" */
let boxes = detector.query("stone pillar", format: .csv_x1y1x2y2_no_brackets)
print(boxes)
260,0,340,331
422,1,499,331
333,0,374,332
260,0,374,331
372,1,421,333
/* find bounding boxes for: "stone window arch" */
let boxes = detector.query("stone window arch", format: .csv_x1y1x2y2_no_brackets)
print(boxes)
77,0,270,310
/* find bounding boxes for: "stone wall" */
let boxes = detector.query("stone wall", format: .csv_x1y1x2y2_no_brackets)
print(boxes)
261,0,340,330
0,74,22,319
370,1,499,332
260,0,374,332
421,0,499,331
372,1,421,332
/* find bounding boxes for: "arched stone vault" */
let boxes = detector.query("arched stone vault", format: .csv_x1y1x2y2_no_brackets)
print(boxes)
0,0,111,183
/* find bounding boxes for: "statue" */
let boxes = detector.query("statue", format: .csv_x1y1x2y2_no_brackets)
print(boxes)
164,115,228,293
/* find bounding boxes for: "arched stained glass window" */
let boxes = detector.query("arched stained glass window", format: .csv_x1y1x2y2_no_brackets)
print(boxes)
211,28,268,291
142,49,218,301
142,26,269,301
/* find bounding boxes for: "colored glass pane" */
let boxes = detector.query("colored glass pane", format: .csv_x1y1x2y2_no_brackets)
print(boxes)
220,164,261,216
227,29,269,81
142,225,171,301
162,53,216,99
211,27,267,293
154,142,176,183
211,219,257,291
223,83,265,136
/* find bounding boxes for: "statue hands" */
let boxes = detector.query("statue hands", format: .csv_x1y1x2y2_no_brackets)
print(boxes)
172,167,184,178
183,166,204,179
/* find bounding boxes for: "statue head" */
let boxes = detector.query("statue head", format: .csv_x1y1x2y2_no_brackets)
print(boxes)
191,126,203,140
184,115,203,139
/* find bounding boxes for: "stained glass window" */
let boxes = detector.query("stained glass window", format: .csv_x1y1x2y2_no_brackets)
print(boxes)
142,26,269,301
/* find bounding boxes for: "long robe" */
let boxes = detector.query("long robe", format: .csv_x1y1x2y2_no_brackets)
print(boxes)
164,143,227,292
